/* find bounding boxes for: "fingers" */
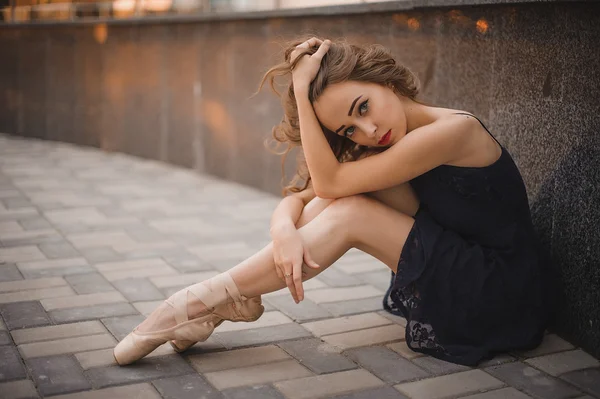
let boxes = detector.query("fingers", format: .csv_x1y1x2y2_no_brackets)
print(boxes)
284,266,299,303
275,263,284,281
293,261,304,302
303,249,321,269
312,39,331,61
296,37,323,49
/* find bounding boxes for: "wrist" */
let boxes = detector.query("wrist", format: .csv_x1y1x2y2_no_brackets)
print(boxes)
270,220,296,237
293,81,310,98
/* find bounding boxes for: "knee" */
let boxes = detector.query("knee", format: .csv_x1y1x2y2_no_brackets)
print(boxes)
327,194,374,218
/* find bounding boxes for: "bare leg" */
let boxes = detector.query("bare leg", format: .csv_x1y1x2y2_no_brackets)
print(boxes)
137,193,415,335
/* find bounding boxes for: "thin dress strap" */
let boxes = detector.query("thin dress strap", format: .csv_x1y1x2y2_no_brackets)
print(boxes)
453,112,502,147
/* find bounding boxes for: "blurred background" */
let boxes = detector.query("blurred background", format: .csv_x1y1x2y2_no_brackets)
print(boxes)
0,0,396,23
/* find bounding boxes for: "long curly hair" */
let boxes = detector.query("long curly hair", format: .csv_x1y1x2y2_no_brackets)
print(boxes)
258,36,422,196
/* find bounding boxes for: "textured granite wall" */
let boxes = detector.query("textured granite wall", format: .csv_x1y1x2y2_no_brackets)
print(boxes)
0,2,598,357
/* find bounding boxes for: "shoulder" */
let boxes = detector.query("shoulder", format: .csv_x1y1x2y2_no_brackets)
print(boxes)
429,112,484,164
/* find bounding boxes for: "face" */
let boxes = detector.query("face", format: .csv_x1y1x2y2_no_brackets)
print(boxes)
313,80,407,148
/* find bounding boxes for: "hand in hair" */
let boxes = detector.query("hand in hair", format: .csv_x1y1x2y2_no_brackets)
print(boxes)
290,37,331,93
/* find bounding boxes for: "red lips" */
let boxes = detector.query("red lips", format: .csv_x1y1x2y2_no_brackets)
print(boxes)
378,130,391,145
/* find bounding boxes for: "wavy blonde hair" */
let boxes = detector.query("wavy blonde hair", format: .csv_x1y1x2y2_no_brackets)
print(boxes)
258,36,422,196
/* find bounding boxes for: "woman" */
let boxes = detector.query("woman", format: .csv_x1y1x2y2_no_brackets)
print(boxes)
114,37,553,367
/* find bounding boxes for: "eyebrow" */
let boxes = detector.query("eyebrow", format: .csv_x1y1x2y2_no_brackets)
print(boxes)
335,95,362,135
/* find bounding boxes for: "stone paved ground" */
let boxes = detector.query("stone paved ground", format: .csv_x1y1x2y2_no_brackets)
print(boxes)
0,133,599,399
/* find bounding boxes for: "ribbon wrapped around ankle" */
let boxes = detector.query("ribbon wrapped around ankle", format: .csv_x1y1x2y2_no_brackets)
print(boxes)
166,272,247,325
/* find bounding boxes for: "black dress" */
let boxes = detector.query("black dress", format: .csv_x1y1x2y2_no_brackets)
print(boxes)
383,113,555,366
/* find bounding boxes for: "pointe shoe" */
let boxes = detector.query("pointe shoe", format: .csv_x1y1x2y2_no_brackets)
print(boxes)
113,272,263,366
170,296,264,352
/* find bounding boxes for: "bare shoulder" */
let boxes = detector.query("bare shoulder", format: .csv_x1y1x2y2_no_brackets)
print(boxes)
439,112,502,168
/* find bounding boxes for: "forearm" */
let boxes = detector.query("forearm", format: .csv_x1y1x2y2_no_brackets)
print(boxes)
295,89,340,194
270,195,305,237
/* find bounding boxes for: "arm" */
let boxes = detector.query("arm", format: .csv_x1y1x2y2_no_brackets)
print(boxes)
297,108,475,199
269,186,316,236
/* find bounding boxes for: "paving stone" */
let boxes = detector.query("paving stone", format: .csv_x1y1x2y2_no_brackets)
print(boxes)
315,267,362,287
0,379,39,399
66,231,136,250
51,383,162,399
101,315,144,341
305,286,382,304
322,296,384,317
0,345,27,381
274,368,385,399
524,349,600,376
204,359,313,390
19,218,52,230
387,341,425,360
0,331,11,345
152,374,223,399
461,387,532,398
0,277,67,293
41,291,126,311
65,272,115,294
517,334,576,358
412,355,472,375
80,247,123,263
149,271,217,288
354,270,394,292
0,301,52,329
20,265,95,278
214,323,312,349
75,344,174,369
28,354,91,396
85,355,196,389
265,295,332,322
112,278,164,301
0,264,23,282
0,286,74,304
322,324,404,350
1,232,64,247
190,346,289,373
95,258,177,281
378,310,408,326
347,346,430,383
11,320,107,344
485,361,580,399
223,384,284,399
2,197,33,209
478,354,516,367
50,302,138,323
330,386,409,399
0,246,46,263
395,370,504,399
217,311,293,333
302,313,392,337
278,338,357,374
132,300,163,316
37,241,81,259
560,367,600,397
19,333,116,358
162,254,218,273
17,257,90,275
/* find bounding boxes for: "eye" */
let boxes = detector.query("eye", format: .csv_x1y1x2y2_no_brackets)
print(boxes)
344,126,355,138
359,100,368,115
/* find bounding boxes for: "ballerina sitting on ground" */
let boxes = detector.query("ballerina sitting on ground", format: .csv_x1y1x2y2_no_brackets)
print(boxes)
114,37,553,367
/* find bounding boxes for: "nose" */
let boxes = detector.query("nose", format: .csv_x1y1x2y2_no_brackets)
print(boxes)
358,121,377,139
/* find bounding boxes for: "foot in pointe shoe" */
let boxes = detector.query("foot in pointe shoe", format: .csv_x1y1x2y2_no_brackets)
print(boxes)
113,272,263,365
170,295,264,352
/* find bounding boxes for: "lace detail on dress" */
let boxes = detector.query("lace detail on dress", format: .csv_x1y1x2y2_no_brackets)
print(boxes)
383,218,449,358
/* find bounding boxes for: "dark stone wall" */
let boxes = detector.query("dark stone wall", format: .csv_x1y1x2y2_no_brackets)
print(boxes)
0,2,598,357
